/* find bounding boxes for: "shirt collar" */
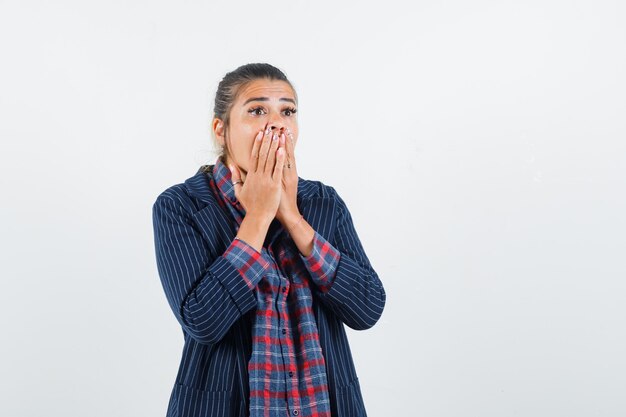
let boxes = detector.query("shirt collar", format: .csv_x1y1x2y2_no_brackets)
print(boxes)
213,156,288,244
212,156,241,208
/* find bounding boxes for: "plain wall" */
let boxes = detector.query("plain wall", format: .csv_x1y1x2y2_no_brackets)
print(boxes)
1,0,624,416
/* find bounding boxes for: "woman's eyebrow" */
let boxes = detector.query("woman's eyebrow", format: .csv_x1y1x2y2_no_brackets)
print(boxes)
243,97,296,105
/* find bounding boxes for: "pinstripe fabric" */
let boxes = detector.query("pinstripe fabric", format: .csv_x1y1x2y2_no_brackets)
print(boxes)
210,158,336,417
152,161,386,417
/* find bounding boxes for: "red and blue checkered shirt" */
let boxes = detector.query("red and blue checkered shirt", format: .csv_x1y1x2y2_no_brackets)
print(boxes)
208,157,341,417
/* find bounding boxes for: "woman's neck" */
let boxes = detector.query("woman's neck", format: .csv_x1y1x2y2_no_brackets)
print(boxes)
222,155,248,182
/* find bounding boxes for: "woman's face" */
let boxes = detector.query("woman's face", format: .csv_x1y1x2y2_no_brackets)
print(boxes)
213,79,299,179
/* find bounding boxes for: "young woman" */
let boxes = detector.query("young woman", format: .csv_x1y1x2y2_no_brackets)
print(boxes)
152,63,386,417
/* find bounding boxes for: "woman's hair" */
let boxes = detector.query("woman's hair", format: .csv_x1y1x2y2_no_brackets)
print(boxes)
211,63,298,163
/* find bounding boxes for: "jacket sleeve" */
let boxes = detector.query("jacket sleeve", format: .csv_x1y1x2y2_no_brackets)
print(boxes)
152,191,270,345
299,186,386,330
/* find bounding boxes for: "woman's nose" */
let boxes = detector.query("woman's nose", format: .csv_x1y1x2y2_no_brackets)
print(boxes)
268,124,285,134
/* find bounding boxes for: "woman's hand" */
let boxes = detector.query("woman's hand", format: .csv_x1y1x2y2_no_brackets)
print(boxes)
276,127,302,228
230,126,286,223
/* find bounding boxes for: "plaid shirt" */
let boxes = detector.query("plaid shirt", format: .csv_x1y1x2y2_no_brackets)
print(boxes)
209,157,340,417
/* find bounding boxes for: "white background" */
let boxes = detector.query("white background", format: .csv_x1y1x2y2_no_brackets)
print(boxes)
1,1,625,416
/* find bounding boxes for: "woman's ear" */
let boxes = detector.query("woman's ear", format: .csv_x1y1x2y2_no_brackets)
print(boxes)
212,119,225,145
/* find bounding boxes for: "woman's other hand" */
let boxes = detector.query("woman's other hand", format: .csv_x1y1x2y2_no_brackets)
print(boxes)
276,127,300,226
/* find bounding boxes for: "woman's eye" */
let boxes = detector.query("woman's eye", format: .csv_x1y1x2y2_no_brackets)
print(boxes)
249,107,265,115
248,107,297,116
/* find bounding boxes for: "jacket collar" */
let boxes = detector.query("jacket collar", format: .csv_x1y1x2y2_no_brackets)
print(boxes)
182,160,335,251
184,159,321,208
184,164,336,254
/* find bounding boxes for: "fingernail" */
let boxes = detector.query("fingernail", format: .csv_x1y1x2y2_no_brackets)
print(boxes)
273,133,278,141
280,133,285,144
256,131,263,140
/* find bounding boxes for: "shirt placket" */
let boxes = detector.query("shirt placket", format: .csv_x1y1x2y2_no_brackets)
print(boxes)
265,242,302,417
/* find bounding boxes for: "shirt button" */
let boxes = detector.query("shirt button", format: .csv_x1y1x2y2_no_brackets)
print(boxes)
289,371,293,377
282,287,287,292
293,410,299,416
282,328,286,334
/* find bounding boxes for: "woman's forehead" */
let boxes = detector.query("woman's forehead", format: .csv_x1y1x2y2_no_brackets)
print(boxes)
238,80,295,104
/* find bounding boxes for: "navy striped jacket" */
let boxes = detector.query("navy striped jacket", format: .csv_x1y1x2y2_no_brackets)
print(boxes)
152,166,386,417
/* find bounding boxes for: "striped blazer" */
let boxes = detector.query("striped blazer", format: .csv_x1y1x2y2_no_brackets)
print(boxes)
152,166,386,417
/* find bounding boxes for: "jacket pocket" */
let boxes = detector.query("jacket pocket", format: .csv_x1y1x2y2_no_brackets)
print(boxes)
172,382,234,417
336,377,367,417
